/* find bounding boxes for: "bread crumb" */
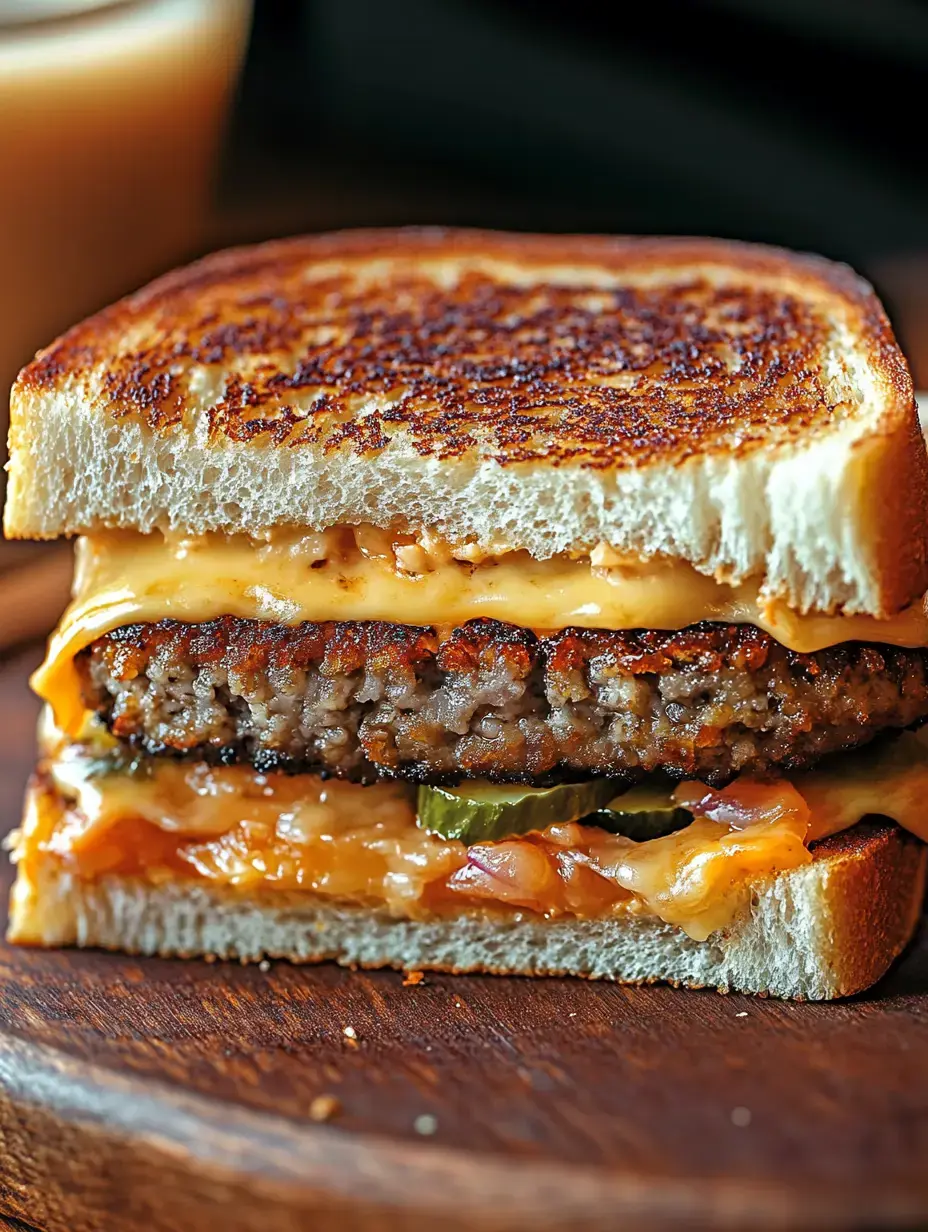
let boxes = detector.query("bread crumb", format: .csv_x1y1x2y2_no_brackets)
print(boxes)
403,970,425,986
342,1026,359,1045
309,1094,341,1122
735,1011,748,1018
258,959,271,973
414,1114,438,1136
731,1106,752,1127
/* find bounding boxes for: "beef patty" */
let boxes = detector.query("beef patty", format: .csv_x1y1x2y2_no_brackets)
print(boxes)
76,617,928,786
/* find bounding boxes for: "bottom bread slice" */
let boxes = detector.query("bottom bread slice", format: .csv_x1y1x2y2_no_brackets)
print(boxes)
9,820,926,1000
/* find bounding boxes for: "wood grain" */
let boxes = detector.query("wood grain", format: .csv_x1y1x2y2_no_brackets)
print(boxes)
0,646,926,1231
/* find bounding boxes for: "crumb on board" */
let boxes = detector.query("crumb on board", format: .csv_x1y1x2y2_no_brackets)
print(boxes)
735,1011,748,1018
414,1114,438,1136
309,1094,342,1123
258,959,271,973
402,970,425,986
342,1026,359,1047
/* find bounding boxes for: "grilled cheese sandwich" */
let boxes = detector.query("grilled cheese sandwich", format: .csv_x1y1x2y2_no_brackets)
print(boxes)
6,227,928,999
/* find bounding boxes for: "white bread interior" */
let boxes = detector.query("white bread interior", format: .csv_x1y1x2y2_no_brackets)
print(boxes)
6,230,927,618
9,821,925,1001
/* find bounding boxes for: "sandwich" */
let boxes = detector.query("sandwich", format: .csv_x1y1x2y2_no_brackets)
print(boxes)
5,227,928,1000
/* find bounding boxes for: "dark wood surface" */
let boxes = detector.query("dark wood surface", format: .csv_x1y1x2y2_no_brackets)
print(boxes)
0,647,927,1232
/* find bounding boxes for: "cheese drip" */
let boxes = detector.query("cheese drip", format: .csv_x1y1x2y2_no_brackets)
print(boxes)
32,528,928,733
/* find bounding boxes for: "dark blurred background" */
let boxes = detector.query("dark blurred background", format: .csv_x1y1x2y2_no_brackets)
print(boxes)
215,0,928,376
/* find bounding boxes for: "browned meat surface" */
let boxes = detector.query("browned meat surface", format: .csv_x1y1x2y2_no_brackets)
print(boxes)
78,618,928,785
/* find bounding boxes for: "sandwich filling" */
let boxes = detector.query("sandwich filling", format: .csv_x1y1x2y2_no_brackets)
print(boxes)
36,528,928,739
78,617,928,784
16,523,928,945
13,715,928,943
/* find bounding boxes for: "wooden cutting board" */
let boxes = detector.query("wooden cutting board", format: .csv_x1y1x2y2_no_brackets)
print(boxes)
0,646,926,1232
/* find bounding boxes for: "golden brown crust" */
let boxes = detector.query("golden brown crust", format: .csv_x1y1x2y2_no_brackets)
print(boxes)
14,227,915,472
859,409,928,617
802,820,927,998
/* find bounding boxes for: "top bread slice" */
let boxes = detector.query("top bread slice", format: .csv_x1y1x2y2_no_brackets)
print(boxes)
5,228,927,617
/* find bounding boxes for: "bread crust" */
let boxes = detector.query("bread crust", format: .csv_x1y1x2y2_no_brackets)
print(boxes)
12,229,912,469
7,228,927,615
8,783,926,1000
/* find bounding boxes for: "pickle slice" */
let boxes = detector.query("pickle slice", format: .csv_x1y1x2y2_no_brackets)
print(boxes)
416,779,617,842
590,783,692,841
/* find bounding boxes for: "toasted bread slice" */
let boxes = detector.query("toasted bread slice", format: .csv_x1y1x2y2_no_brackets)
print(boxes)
9,809,925,1001
6,229,927,616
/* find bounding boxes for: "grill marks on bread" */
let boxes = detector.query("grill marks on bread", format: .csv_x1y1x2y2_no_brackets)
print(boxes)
20,230,888,470
78,618,928,786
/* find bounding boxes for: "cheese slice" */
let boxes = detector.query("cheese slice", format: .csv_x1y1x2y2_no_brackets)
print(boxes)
32,528,928,733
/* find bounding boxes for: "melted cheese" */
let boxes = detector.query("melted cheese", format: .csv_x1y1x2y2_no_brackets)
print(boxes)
13,726,928,941
32,529,928,733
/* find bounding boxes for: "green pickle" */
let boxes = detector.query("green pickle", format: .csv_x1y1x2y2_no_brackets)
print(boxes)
416,780,616,842
590,783,692,841
416,778,692,843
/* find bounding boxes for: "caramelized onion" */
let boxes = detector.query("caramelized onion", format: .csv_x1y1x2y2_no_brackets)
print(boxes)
673,777,810,831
